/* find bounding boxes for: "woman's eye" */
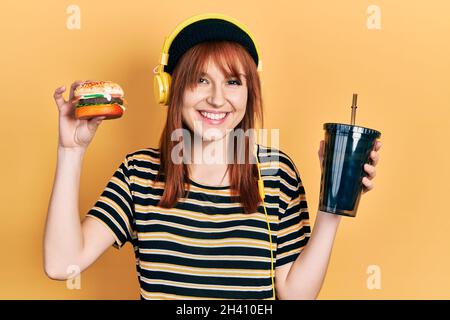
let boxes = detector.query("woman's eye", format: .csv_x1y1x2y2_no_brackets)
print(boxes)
197,78,241,85
228,79,241,85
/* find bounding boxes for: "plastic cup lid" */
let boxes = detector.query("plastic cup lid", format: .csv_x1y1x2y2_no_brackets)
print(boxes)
324,123,381,138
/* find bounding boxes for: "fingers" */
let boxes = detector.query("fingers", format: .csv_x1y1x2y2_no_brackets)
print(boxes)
54,85,67,107
362,176,374,192
369,150,379,166
87,116,106,132
69,80,85,101
374,140,382,151
369,140,381,164
363,142,379,193
364,163,376,179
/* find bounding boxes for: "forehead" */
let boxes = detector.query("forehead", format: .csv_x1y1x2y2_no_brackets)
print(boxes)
201,57,245,77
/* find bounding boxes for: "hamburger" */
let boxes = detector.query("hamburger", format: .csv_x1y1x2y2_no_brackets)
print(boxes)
73,81,126,120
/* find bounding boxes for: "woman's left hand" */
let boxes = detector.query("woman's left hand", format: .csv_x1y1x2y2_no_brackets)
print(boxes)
318,139,382,194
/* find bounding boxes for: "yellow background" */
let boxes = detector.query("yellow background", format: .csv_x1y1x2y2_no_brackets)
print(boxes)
1,0,449,299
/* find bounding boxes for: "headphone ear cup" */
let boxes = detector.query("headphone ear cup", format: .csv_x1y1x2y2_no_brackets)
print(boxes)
162,72,172,105
153,72,172,106
153,74,163,105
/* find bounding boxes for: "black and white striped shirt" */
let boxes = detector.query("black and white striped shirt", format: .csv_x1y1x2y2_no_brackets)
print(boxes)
86,144,311,299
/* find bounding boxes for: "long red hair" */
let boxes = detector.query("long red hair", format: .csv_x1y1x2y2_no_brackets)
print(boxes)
156,40,264,214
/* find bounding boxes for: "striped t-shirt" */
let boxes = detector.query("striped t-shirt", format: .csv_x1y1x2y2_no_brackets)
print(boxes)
86,144,311,300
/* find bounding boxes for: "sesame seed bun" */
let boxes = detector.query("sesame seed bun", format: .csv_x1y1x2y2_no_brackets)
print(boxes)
74,81,124,97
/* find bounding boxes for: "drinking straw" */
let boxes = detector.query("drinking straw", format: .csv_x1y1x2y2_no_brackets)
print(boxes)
351,93,358,125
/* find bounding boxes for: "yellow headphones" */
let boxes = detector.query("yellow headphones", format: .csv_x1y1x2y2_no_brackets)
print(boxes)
153,12,263,106
154,13,274,300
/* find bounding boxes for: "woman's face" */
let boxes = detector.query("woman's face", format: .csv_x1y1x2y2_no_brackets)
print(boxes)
181,59,248,142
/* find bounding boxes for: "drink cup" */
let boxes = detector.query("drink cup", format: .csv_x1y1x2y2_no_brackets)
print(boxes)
319,123,381,217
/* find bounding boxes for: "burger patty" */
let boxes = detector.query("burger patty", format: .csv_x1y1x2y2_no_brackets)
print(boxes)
77,97,123,107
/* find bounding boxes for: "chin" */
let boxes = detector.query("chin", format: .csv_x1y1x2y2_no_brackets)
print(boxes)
199,131,227,142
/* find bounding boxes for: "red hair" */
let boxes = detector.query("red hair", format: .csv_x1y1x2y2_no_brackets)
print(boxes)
156,40,264,213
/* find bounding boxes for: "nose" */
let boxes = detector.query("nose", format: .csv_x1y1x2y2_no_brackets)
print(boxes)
206,83,226,108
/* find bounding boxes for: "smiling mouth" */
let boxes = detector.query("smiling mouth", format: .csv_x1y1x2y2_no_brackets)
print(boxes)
197,110,231,123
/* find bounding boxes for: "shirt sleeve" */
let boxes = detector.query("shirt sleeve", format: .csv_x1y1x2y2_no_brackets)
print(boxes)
276,156,311,268
85,154,136,250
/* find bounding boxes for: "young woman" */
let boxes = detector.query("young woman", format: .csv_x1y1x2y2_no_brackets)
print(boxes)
44,14,381,300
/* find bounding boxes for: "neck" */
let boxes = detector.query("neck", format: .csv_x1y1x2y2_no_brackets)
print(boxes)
184,133,231,186
189,133,230,166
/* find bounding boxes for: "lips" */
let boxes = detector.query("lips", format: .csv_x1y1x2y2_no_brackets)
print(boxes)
197,110,230,125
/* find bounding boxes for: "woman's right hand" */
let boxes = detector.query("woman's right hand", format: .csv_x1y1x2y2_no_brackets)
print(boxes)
53,80,106,151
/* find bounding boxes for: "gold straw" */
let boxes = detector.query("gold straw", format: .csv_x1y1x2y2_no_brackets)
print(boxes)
351,93,358,125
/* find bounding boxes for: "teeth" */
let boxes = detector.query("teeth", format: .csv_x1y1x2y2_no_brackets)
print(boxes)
200,111,227,120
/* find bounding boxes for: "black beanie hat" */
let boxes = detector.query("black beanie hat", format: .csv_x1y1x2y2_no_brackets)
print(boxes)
164,18,259,75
